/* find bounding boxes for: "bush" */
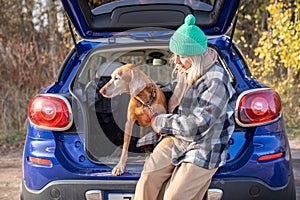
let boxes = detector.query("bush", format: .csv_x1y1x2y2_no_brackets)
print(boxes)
0,41,68,146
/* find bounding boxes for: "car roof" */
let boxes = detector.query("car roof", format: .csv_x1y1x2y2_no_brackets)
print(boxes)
61,0,240,39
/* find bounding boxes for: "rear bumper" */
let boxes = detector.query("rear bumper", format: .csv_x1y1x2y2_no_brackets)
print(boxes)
21,175,295,200
210,175,296,200
21,179,137,200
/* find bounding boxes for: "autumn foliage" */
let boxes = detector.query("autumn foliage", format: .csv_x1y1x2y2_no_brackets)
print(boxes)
248,0,300,135
0,0,299,146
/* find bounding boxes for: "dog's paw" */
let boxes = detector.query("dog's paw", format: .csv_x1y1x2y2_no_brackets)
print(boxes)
112,165,125,176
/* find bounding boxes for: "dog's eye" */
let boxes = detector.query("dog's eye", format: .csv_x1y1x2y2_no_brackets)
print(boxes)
114,74,121,80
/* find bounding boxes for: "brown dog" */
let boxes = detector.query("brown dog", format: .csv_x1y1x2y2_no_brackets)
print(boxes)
99,64,167,176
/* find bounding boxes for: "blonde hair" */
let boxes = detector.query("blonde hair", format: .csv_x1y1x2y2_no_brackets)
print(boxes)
170,54,204,86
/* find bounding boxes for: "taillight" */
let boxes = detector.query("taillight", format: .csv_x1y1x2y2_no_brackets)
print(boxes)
235,88,281,127
28,94,73,131
27,156,52,166
258,152,284,162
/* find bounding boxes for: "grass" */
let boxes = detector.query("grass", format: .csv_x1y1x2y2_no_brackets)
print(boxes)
0,129,25,151
286,127,300,139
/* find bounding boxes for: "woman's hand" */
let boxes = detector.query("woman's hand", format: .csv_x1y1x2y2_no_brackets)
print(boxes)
149,112,157,131
147,111,159,134
168,95,179,113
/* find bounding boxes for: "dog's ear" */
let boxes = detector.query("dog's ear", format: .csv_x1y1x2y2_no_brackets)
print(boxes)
129,68,147,98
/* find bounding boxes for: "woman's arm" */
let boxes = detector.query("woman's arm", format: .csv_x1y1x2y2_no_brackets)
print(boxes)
152,77,230,142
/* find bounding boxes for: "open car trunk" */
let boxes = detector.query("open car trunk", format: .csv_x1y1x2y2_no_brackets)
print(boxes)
71,42,175,166
70,41,246,169
61,0,240,38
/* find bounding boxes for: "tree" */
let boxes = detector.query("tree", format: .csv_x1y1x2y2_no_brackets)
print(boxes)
0,0,69,145
0,0,299,146
234,0,270,59
249,0,300,133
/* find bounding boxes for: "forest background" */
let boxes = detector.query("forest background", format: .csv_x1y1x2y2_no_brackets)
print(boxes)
0,0,299,149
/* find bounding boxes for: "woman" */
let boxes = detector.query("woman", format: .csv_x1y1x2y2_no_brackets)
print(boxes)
134,14,236,200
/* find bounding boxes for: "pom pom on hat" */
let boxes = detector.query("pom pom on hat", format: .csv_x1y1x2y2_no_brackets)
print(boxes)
185,14,196,25
170,14,207,56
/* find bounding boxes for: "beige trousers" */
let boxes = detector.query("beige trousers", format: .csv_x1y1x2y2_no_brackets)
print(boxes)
134,137,218,200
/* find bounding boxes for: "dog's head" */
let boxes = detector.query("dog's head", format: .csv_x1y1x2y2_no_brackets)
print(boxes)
100,64,149,98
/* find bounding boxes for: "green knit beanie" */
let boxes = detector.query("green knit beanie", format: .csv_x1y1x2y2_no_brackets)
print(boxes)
169,14,207,56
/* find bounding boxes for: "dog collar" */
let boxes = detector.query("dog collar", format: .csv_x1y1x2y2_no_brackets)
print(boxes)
134,81,156,113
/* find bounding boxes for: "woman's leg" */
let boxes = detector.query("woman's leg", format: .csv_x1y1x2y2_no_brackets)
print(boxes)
163,162,218,200
134,137,175,200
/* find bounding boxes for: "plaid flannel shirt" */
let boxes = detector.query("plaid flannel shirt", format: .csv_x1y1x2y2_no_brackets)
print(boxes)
137,63,236,169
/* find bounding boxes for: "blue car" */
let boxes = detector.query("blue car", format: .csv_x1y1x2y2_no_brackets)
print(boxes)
21,0,296,199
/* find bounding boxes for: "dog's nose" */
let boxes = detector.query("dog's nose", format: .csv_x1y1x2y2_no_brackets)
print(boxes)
99,87,106,95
